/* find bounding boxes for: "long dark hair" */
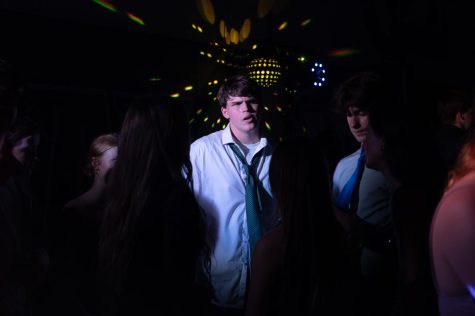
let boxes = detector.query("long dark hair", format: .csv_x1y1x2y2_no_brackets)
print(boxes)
269,137,341,314
98,97,195,291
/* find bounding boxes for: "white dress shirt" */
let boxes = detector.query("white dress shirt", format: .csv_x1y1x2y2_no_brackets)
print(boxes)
332,147,392,227
190,125,278,309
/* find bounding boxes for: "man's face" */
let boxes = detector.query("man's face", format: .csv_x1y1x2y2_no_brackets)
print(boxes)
221,95,260,138
11,134,40,165
346,106,369,143
94,146,118,180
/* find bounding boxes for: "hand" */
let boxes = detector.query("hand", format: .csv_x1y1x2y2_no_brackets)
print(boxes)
334,207,357,232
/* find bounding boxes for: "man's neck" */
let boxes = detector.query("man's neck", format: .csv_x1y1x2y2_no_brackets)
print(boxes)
230,126,260,145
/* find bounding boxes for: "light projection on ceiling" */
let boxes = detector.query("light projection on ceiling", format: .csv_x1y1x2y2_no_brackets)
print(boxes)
328,48,358,57
91,0,341,140
92,0,145,26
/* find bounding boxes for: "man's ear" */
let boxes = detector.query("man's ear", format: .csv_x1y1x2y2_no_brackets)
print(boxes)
455,111,466,128
221,106,230,119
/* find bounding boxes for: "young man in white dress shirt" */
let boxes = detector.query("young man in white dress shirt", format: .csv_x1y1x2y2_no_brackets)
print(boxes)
190,74,278,315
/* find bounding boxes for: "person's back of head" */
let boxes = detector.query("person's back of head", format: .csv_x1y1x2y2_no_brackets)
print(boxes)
99,96,192,292
447,129,475,190
269,136,340,313
334,70,392,114
217,74,261,108
436,88,473,129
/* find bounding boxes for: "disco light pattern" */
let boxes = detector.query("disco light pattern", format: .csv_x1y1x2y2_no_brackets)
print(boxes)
247,58,282,88
277,21,288,31
92,0,145,26
328,48,358,57
92,0,117,12
127,12,145,25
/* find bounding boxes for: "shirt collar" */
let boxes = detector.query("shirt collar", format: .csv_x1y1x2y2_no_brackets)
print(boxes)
221,124,268,149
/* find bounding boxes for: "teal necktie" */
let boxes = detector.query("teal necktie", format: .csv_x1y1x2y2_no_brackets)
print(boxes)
228,143,263,254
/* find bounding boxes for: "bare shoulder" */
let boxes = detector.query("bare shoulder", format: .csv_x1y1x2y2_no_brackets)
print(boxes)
438,185,475,221
434,184,475,241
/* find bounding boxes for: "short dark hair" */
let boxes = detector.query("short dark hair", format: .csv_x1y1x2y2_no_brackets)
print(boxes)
333,71,389,114
437,89,472,124
216,74,261,108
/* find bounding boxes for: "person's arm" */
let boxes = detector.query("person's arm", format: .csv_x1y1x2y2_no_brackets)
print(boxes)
443,193,475,296
245,227,283,316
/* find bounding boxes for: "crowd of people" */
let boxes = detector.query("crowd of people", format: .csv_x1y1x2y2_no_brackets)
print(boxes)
0,57,474,316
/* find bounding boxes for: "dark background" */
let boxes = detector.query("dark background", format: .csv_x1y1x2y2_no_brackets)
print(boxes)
0,0,473,214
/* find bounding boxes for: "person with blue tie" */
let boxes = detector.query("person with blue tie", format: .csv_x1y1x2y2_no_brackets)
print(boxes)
331,71,396,316
189,74,279,316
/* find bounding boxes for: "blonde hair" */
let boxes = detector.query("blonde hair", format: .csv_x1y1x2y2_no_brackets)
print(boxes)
84,133,118,176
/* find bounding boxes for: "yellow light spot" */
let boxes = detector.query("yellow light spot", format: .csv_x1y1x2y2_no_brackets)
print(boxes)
204,117,209,122
188,118,195,124
197,26,203,33
170,93,180,98
198,0,216,24
213,80,218,85
240,18,251,41
277,21,288,31
200,51,205,55
276,105,282,112
230,28,239,45
300,19,312,27
207,53,212,58
196,108,203,114
208,91,213,95
252,44,257,49
184,85,193,91
222,124,226,129
264,106,269,111
217,118,221,124
219,20,226,38
265,121,271,131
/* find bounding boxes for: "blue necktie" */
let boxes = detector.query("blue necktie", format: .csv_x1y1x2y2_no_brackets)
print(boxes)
335,149,365,212
228,143,263,254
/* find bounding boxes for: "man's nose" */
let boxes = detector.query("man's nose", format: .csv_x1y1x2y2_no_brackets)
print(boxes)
350,116,360,127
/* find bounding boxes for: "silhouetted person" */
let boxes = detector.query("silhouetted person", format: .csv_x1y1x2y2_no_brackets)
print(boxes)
57,133,118,314
435,88,473,171
431,129,475,316
0,60,48,316
246,137,343,316
364,97,445,316
98,98,206,316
